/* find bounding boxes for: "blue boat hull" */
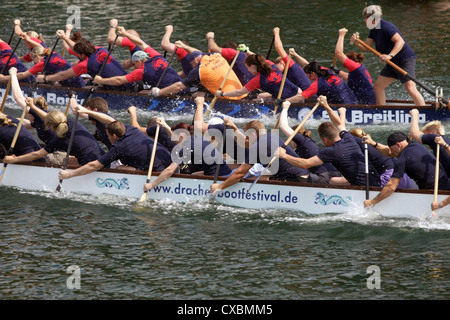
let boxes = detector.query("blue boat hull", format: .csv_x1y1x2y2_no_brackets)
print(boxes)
1,83,446,125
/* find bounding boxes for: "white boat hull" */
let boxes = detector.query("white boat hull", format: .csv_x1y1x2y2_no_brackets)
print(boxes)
1,163,448,218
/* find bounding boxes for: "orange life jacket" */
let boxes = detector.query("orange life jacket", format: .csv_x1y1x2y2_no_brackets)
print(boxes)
198,53,247,100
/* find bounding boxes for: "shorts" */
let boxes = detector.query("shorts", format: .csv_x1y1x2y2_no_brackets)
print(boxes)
379,56,416,84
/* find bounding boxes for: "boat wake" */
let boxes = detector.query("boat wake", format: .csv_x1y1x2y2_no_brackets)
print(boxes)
11,186,450,231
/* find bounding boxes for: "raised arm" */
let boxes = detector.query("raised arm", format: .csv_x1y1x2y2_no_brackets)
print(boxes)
193,93,209,135
9,67,27,110
408,109,423,143
278,101,294,137
334,28,349,81
319,96,346,131
161,25,177,53
107,19,124,46
127,106,147,134
206,32,222,54
59,24,77,52
273,27,288,59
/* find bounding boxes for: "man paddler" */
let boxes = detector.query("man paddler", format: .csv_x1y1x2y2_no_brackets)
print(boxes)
150,41,247,99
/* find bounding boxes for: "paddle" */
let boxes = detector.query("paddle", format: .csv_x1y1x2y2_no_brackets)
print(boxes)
0,99,29,184
1,38,23,113
432,145,440,217
364,143,369,200
146,47,178,108
266,35,274,60
246,101,320,193
139,124,160,202
204,50,240,117
273,54,292,129
7,26,15,45
355,38,449,109
56,34,119,192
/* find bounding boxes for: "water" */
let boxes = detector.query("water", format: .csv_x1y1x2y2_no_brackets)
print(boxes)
1,1,450,301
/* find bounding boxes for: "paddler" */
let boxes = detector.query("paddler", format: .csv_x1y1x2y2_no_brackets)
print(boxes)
150,40,246,99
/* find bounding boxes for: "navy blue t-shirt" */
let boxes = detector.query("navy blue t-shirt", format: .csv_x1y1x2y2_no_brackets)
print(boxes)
318,131,380,186
44,119,105,165
368,20,415,65
146,125,176,152
392,141,450,190
88,114,112,149
353,136,394,173
245,133,309,181
98,125,171,171
207,123,247,163
28,108,55,145
421,134,450,177
292,133,339,176
175,135,232,176
0,123,41,156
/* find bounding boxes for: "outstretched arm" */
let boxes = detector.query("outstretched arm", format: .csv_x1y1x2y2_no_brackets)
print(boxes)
59,160,104,180
71,98,115,124
289,48,309,68
144,161,179,192
117,26,147,51
364,177,400,207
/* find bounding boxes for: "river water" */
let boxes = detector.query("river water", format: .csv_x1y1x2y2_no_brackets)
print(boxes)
0,0,449,302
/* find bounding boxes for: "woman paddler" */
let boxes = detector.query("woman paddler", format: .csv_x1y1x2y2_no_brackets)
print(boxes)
331,28,376,105
4,34,85,88
214,53,303,103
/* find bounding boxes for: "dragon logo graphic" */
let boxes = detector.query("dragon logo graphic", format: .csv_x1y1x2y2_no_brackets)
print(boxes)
314,192,351,207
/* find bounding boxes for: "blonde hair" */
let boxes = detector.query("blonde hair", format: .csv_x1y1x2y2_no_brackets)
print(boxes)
30,46,49,60
26,31,45,43
422,121,445,135
0,113,16,127
349,127,366,138
45,110,68,139
33,96,48,111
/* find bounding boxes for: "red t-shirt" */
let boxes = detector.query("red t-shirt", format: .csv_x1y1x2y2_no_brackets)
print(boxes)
125,66,144,82
28,60,44,75
144,46,160,58
343,58,361,72
72,59,88,76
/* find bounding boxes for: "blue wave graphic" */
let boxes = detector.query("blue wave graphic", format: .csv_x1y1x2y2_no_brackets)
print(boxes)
96,177,130,190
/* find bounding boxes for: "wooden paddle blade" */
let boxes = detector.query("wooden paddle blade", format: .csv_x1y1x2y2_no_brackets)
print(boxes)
139,192,148,202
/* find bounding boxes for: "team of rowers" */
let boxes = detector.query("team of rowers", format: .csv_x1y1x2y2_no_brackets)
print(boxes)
2,5,449,211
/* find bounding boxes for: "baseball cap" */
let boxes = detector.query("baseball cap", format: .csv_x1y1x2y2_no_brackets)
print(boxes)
387,131,409,147
188,51,203,62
